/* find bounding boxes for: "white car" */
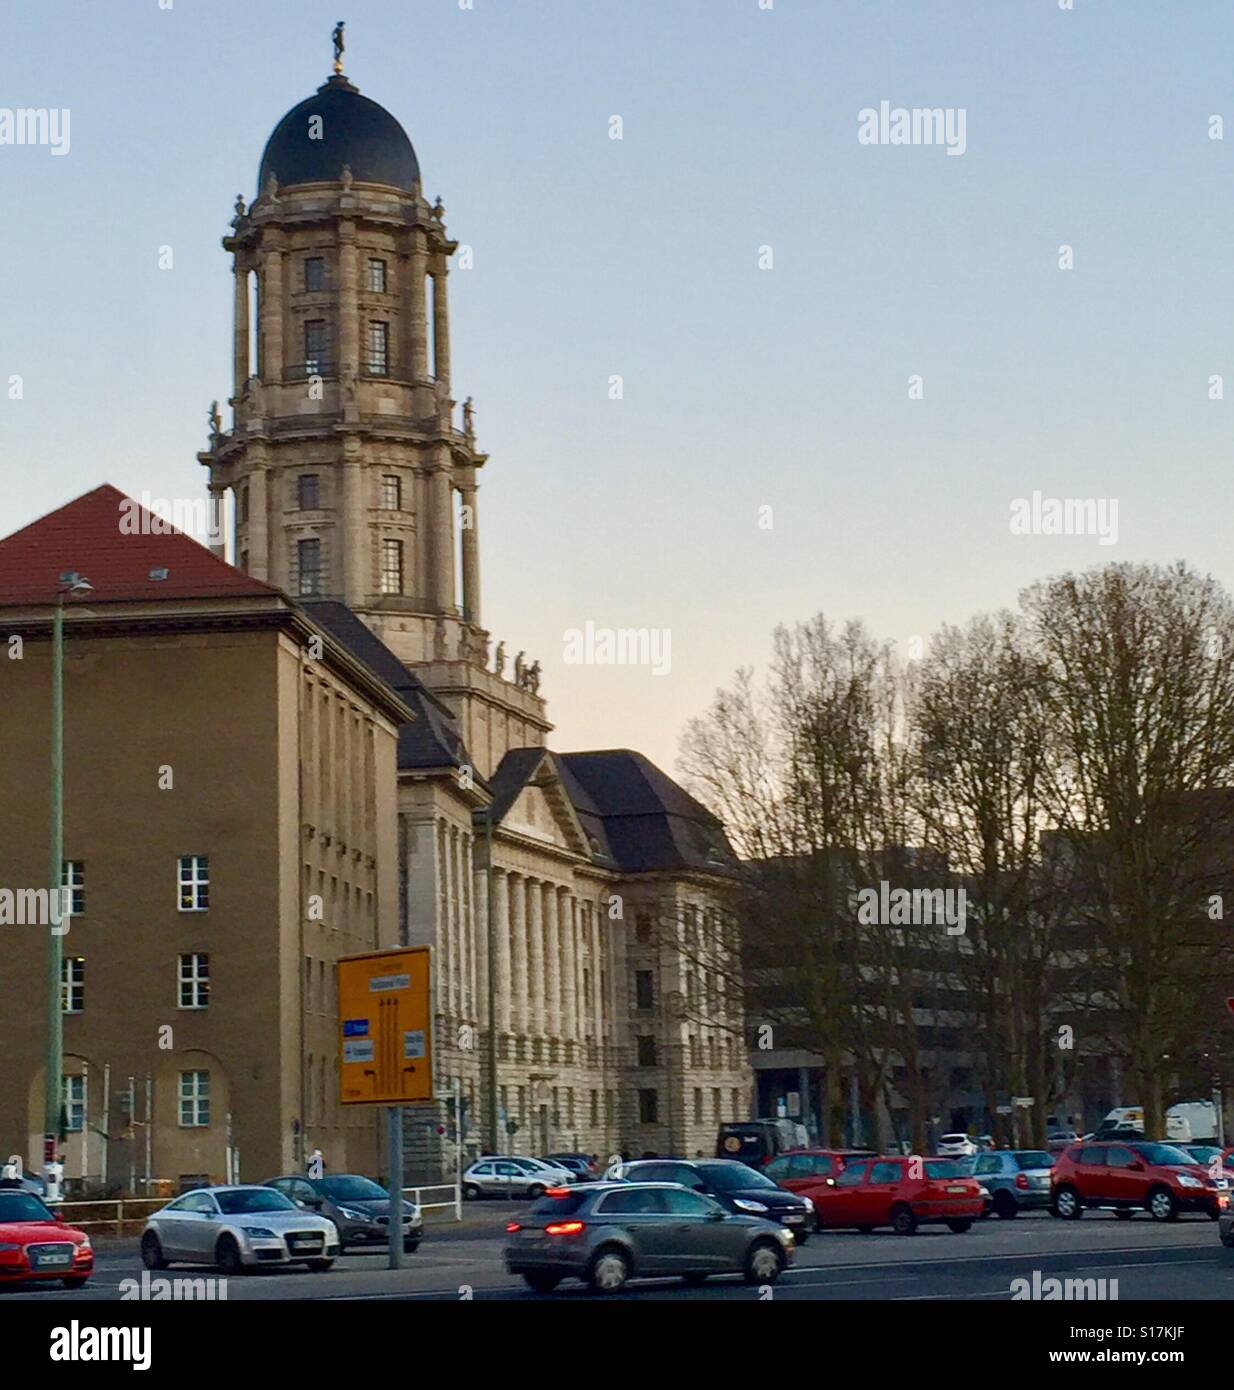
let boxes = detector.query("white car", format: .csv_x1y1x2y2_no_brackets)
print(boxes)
937,1134,978,1158
141,1185,339,1274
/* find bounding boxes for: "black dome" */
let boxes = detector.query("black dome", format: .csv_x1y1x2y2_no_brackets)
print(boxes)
257,77,420,193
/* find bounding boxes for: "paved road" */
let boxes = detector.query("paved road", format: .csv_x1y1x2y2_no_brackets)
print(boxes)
6,1206,1234,1301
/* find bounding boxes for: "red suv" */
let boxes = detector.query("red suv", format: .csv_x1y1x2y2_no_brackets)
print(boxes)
1050,1141,1232,1222
811,1156,985,1236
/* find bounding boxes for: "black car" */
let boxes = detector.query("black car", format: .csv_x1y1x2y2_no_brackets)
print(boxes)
622,1158,815,1244
265,1174,422,1253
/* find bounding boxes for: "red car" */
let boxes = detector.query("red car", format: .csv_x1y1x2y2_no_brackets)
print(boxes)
1050,1140,1232,1222
0,1185,93,1287
811,1155,985,1235
765,1149,877,1203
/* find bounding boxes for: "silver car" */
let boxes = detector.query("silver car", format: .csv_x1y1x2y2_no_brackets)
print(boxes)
463,1158,564,1199
140,1185,339,1274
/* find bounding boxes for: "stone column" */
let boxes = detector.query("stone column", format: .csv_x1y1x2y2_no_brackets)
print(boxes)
441,822,455,1016
527,879,545,1038
248,464,269,580
561,892,577,1043
572,897,586,1040
428,457,455,612
338,221,359,378
510,874,528,1037
591,904,604,1042
207,484,226,560
431,260,451,392
233,258,250,395
407,234,429,379
260,238,284,381
340,444,366,606
544,885,561,1040
459,831,472,1020
459,483,481,626
474,862,488,1028
494,869,512,1033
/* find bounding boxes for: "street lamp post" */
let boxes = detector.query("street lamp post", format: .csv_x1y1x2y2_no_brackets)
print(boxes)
44,575,91,1199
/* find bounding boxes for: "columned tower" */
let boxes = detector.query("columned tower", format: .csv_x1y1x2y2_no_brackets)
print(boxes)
199,54,549,776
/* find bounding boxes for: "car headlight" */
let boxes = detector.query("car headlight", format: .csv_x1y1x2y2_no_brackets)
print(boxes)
337,1207,370,1221
734,1199,769,1214
241,1226,277,1237
76,1236,92,1252
405,1204,421,1219
1176,1175,1203,1189
802,1196,814,1212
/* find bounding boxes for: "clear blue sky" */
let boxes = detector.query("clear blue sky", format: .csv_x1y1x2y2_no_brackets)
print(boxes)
3,0,1233,773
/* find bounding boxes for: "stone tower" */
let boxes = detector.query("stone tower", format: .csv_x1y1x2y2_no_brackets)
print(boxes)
199,60,549,776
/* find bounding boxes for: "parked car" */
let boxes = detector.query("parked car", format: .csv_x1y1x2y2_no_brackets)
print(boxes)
716,1118,807,1169
1220,1198,1234,1249
811,1155,985,1235
504,1182,796,1293
0,1183,93,1288
1050,1141,1231,1222
1047,1130,1079,1153
141,1184,339,1273
937,1134,978,1158
544,1153,600,1180
973,1149,1054,1218
264,1173,422,1253
622,1158,815,1242
764,1149,877,1199
463,1158,559,1200
523,1157,579,1184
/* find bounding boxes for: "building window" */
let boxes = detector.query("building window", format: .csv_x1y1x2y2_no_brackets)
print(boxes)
731,1088,742,1118
694,1088,704,1124
63,1075,85,1133
366,321,389,376
590,1090,598,1127
61,860,84,916
381,474,401,511
636,1035,657,1068
712,1088,721,1121
179,953,210,1009
367,258,387,293
380,539,403,595
634,970,654,1010
304,319,329,374
179,1070,210,1127
297,538,323,596
178,855,209,911
638,1089,659,1125
304,257,325,292
297,474,320,511
238,485,248,524
635,912,652,944
61,957,84,1014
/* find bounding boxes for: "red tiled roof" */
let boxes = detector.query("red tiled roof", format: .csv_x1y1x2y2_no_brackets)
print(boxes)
0,484,276,605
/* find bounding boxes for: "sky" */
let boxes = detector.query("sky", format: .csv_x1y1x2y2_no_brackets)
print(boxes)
3,0,1234,776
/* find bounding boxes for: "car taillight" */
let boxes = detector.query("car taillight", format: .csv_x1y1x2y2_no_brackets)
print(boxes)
1015,1173,1029,1190
546,1187,571,1197
544,1220,585,1237
505,1221,521,1233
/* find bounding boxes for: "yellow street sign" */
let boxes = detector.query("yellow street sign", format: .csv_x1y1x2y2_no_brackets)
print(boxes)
337,948,433,1105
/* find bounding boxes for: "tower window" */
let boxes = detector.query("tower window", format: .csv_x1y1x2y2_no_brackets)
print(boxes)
367,258,387,294
304,257,326,292
366,321,389,376
61,957,84,1014
381,475,401,511
297,538,324,596
304,319,330,374
297,474,320,511
380,539,404,595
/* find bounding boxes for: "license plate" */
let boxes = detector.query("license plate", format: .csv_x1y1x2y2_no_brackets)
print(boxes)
34,1251,72,1268
290,1240,319,1251
519,1228,541,1240
946,1185,968,1194
783,1213,804,1223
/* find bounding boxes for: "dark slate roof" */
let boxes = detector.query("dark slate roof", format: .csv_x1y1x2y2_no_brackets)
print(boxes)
485,747,737,876
301,602,475,776
258,77,421,193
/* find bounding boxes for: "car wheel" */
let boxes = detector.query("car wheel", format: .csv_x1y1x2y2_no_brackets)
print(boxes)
744,1239,785,1285
993,1192,1018,1220
891,1205,917,1237
462,1183,481,1201
856,1225,874,1234
307,1258,334,1272
946,1219,972,1234
1115,1209,1134,1221
523,1272,562,1293
215,1236,246,1276
587,1247,630,1294
404,1240,420,1253
140,1230,167,1271
1052,1185,1082,1219
682,1272,708,1286
793,1232,809,1247
527,1183,545,1200
1221,1226,1234,1249
60,1276,88,1289
1147,1187,1178,1222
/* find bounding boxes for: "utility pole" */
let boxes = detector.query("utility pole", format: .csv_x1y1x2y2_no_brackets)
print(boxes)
485,808,498,1154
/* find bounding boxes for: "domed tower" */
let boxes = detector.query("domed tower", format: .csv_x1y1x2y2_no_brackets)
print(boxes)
200,37,550,776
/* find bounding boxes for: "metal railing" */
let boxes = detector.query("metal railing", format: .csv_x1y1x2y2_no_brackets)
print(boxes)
403,1182,462,1220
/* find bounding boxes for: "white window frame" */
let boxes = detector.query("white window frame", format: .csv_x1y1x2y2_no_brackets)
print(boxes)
63,1074,85,1133
179,1070,210,1128
179,952,210,1010
61,956,84,1014
178,855,209,912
